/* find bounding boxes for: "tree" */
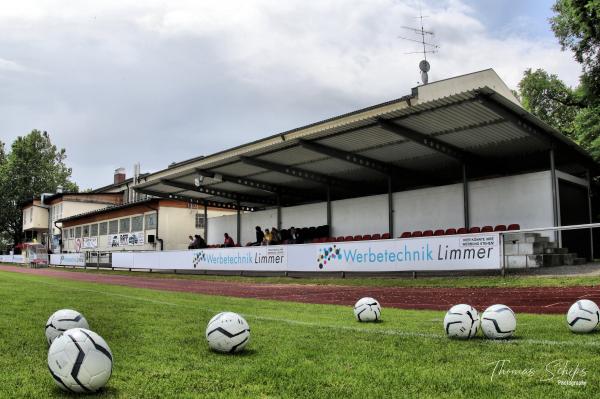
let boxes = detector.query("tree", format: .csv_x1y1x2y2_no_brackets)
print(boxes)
551,0,600,103
0,130,78,248
518,69,581,139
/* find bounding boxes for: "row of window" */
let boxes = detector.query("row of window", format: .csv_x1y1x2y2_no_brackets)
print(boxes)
65,213,157,239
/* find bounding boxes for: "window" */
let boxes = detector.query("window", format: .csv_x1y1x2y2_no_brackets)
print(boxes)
119,218,130,233
75,226,82,238
69,228,74,238
99,222,108,235
195,213,205,229
145,213,157,229
83,225,90,237
131,215,143,232
108,220,118,234
91,224,98,236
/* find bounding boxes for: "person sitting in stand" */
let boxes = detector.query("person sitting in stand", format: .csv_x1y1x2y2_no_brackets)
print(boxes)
253,226,264,246
271,227,281,245
195,234,207,249
262,228,273,245
223,233,235,247
290,227,302,244
188,235,195,249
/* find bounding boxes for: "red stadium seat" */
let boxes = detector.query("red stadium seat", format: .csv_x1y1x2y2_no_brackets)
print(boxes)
400,231,412,238
353,235,363,241
457,228,467,234
481,225,493,232
362,234,372,241
445,228,457,235
412,231,423,237
344,236,354,242
469,227,481,234
507,224,520,231
336,236,345,242
434,229,445,236
371,234,381,240
422,230,434,237
494,224,507,232
381,233,390,239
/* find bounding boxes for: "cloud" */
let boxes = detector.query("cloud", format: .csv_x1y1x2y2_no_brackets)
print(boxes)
0,0,582,189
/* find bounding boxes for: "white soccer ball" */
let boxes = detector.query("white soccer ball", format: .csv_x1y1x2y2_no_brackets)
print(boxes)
481,304,517,339
45,309,89,345
47,328,113,393
206,312,251,353
353,297,381,322
567,299,600,333
443,304,479,339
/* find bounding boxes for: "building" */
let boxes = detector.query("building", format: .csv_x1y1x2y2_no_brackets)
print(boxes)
22,192,123,251
58,198,233,252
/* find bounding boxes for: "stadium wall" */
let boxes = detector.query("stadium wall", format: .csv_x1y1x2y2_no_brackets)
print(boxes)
207,171,555,245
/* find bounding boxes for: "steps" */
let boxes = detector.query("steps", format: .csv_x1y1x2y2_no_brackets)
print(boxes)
503,232,586,269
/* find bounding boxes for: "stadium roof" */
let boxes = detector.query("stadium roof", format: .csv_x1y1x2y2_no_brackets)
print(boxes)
133,69,599,211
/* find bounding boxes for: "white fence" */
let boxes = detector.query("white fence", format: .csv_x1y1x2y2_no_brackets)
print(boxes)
0,255,25,263
106,233,501,272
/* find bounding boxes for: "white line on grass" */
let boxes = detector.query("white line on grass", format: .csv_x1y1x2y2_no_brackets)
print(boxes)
19,276,600,348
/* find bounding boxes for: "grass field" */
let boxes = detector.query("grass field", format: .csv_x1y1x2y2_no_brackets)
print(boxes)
1,269,598,398
48,265,600,288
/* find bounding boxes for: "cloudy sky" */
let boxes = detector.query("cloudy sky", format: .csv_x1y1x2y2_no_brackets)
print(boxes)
0,0,582,189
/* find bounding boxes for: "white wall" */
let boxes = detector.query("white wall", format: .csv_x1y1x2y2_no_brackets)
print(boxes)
332,195,387,237
393,184,464,233
469,171,553,229
282,202,326,230
206,171,556,241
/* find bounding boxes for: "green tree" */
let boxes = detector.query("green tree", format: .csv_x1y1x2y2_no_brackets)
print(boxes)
551,0,600,103
518,68,581,138
0,130,78,248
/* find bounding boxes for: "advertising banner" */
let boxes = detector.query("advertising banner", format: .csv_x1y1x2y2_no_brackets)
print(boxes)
108,232,145,248
299,233,501,272
109,234,501,272
50,253,85,267
83,237,98,249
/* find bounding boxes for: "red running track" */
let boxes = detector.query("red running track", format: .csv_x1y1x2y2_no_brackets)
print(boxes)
1,265,598,314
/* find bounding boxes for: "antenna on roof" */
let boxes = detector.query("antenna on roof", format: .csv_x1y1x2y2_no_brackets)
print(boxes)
398,4,438,85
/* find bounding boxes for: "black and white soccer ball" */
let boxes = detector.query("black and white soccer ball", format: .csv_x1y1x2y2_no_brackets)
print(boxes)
206,312,251,353
567,299,600,333
47,328,113,393
353,297,381,322
443,304,479,339
481,304,516,339
45,309,89,345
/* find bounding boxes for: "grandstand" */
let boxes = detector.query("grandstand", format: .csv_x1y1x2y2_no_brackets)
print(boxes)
130,69,598,266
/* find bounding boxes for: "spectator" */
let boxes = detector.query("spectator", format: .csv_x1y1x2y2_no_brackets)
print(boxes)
290,227,302,244
188,235,195,249
271,227,281,245
262,229,273,245
223,233,235,247
194,234,207,249
253,226,264,246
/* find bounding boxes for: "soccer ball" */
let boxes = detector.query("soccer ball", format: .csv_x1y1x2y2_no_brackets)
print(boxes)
47,328,113,393
45,309,89,345
206,312,250,353
567,299,600,333
353,297,381,322
481,304,516,339
443,304,479,339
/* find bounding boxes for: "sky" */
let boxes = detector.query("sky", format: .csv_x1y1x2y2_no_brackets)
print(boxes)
0,0,583,190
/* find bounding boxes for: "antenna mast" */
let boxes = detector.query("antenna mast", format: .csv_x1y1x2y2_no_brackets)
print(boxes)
398,5,438,84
